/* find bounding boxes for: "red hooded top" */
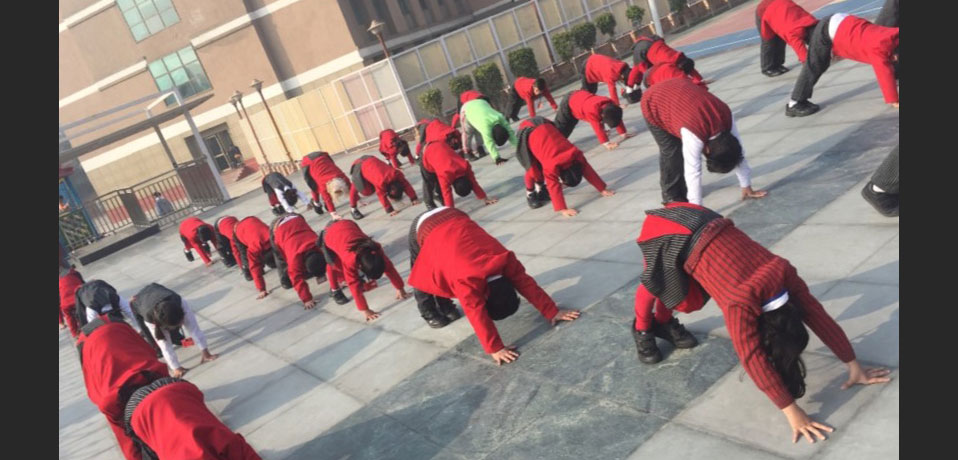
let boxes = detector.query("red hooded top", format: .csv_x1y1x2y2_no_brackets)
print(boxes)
640,78,732,141
831,15,899,103
379,129,402,156
408,208,559,353
216,216,241,267
568,90,627,144
323,220,404,312
584,54,629,106
59,267,84,310
235,216,272,292
757,0,819,62
513,77,558,117
302,152,353,212
272,215,321,303
179,217,214,264
129,380,261,460
459,90,484,105
519,120,606,211
78,318,170,460
422,125,487,208
351,156,417,212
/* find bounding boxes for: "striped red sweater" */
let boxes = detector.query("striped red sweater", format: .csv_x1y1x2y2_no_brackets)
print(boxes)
640,77,732,141
686,219,856,409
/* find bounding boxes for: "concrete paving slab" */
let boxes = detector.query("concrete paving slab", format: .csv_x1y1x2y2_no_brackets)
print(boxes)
627,423,788,460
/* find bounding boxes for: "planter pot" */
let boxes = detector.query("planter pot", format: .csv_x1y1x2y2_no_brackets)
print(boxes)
546,61,578,88
572,51,591,74
594,41,615,57
613,33,635,58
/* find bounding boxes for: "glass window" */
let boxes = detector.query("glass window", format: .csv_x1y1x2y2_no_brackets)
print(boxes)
149,46,212,106
117,0,179,42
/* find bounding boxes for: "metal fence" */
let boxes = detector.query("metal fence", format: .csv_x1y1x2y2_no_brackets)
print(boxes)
393,0,641,118
58,161,224,251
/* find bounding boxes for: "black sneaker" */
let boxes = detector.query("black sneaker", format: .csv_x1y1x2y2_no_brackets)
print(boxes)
536,187,551,202
438,302,462,322
331,289,350,305
351,208,365,220
774,65,790,74
785,100,820,117
272,205,285,215
762,66,787,77
467,152,481,162
652,317,699,349
425,315,450,328
631,320,663,364
861,182,899,217
527,194,545,209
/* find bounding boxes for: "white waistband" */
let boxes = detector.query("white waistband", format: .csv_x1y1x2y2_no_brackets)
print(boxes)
416,207,449,232
829,13,849,41
761,291,790,313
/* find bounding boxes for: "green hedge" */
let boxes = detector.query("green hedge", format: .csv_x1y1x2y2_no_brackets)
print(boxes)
571,22,597,51
449,75,474,98
417,88,443,117
473,63,505,102
626,5,645,26
553,30,576,62
595,13,616,40
508,47,539,79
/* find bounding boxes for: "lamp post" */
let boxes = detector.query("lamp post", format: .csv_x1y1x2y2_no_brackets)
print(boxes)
251,79,295,169
233,91,270,175
368,20,390,58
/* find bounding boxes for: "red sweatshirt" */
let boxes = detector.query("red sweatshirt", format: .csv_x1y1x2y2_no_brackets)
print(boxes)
831,15,899,103
351,156,418,212
323,220,404,312
272,215,321,303
422,125,487,207
379,129,402,156
641,78,732,141
758,0,819,63
569,90,627,144
129,381,261,460
302,152,358,212
519,120,606,211
408,208,559,353
584,54,629,106
644,62,707,90
59,267,84,310
216,216,241,267
78,319,170,460
179,217,214,264
235,217,273,292
629,36,704,86
514,77,558,117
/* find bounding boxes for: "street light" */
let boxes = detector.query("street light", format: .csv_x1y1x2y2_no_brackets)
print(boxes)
233,91,270,175
368,20,390,58
251,78,295,169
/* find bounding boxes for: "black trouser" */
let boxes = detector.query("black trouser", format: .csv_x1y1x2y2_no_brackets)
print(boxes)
408,216,456,322
791,16,832,102
506,88,524,121
580,74,599,94
649,124,689,204
874,0,899,27
756,8,786,72
419,162,443,210
871,145,899,194
554,94,579,138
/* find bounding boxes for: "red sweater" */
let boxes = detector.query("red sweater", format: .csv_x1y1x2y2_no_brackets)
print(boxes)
758,0,819,62
235,217,272,292
584,54,629,106
303,152,352,212
129,381,261,460
520,120,606,211
629,36,702,86
379,129,402,156
216,216,241,268
59,267,84,310
832,15,899,103
323,220,404,312
408,208,559,353
351,156,417,212
641,78,732,140
422,126,486,207
568,90,627,144
78,319,170,460
644,62,707,90
272,215,321,303
179,217,214,264
514,77,558,117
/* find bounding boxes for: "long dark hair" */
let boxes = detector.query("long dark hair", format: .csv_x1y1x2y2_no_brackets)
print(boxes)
756,300,809,399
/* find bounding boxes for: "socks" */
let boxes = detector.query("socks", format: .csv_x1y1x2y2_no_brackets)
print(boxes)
788,99,798,108
872,184,886,193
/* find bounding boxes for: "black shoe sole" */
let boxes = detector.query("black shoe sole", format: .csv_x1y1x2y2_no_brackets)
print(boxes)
861,184,900,217
426,318,450,328
785,106,820,117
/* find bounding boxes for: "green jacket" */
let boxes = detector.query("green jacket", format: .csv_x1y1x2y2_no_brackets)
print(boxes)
460,99,517,161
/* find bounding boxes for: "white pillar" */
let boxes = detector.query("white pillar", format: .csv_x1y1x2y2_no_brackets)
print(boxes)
173,89,231,200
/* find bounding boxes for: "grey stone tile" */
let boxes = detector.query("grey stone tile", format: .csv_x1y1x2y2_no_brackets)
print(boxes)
626,423,788,460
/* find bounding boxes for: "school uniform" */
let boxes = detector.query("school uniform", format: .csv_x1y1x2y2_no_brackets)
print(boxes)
319,219,405,313
755,0,819,73
130,283,208,372
213,216,240,267
554,90,627,143
178,217,215,264
269,213,325,303
234,216,276,293
76,280,139,331
350,155,419,214
628,35,704,88
59,266,85,337
379,129,414,168
300,151,360,214
507,77,558,120
582,54,630,106
420,124,488,209
459,98,518,162
261,172,308,214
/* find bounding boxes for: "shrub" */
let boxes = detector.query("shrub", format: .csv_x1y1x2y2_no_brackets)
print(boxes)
508,47,540,78
553,30,576,62
626,5,645,26
449,75,474,98
418,88,443,117
473,63,505,103
571,22,597,51
595,13,616,41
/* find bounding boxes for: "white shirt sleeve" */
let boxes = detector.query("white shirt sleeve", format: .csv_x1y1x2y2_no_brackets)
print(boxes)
145,320,181,370
118,296,141,333
680,128,705,205
275,186,297,213
180,300,208,351
730,121,752,188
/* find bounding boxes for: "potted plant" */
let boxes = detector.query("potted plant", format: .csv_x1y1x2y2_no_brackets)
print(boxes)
472,63,506,109
571,22,597,53
418,88,443,118
625,5,646,40
668,0,691,30
594,12,619,53
552,30,578,73
449,75,474,99
508,47,540,79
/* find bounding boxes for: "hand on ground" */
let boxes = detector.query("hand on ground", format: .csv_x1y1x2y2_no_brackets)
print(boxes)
550,309,581,326
491,346,520,366
559,209,578,217
601,189,615,197
363,309,381,322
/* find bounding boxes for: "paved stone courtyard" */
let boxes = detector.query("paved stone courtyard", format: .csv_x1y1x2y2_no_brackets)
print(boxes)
59,4,899,458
